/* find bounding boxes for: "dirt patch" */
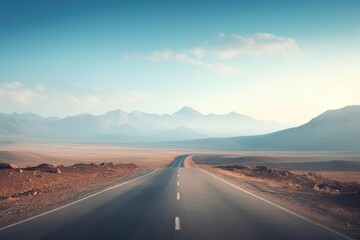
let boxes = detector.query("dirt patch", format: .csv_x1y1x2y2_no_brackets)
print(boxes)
0,162,147,227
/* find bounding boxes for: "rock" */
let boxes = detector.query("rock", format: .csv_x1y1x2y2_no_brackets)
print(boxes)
17,169,23,173
255,166,268,172
0,162,18,169
100,162,114,167
36,163,56,169
27,163,61,173
45,168,57,173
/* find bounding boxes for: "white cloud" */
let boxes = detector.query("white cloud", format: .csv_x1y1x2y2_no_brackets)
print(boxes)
124,32,299,75
0,81,46,104
174,53,238,75
124,49,174,62
190,33,300,59
3,81,22,90
125,48,238,76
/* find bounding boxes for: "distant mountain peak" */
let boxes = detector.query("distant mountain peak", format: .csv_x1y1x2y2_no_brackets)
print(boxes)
103,109,126,117
173,106,203,117
5,111,46,122
226,111,242,117
130,110,144,116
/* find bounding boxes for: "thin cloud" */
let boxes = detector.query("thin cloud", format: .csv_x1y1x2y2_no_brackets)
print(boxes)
125,49,174,62
191,33,300,59
0,81,46,104
125,49,239,76
174,53,239,75
124,32,299,75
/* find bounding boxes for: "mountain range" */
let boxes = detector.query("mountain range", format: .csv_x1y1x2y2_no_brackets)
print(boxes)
0,107,284,141
1,105,359,151
176,105,360,151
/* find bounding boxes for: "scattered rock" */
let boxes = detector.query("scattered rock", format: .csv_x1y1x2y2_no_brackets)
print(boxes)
100,162,114,167
0,162,18,169
37,163,56,169
219,164,359,195
27,163,61,173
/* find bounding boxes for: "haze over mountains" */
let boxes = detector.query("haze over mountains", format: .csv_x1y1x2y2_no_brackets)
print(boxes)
0,106,283,142
178,105,360,151
1,105,359,151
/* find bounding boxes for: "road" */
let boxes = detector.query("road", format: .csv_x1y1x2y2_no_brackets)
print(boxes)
0,155,352,240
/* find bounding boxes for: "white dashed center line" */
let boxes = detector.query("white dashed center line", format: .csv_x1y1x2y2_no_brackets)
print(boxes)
177,192,180,200
175,217,181,230
177,181,179,186
177,174,179,177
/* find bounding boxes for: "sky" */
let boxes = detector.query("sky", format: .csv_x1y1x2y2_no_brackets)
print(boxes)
0,0,359,125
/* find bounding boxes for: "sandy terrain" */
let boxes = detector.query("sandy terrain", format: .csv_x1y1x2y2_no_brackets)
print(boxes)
186,155,360,238
0,162,151,227
0,143,186,168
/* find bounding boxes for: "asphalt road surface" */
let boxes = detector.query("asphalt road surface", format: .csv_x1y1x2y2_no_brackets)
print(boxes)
0,155,353,240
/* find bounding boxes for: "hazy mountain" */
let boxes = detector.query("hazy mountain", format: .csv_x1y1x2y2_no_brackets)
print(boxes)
162,106,283,137
178,105,360,151
0,113,56,137
173,106,203,118
0,107,283,141
0,112,55,122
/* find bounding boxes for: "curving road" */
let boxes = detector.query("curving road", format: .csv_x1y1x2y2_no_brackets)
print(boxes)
0,155,352,240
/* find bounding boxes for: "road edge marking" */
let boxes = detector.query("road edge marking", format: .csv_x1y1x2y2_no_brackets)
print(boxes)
0,168,160,231
201,169,354,240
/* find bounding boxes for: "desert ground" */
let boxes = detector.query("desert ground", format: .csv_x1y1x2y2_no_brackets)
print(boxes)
0,143,186,168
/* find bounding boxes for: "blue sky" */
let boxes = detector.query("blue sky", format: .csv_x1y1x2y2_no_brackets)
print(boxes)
0,0,359,125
